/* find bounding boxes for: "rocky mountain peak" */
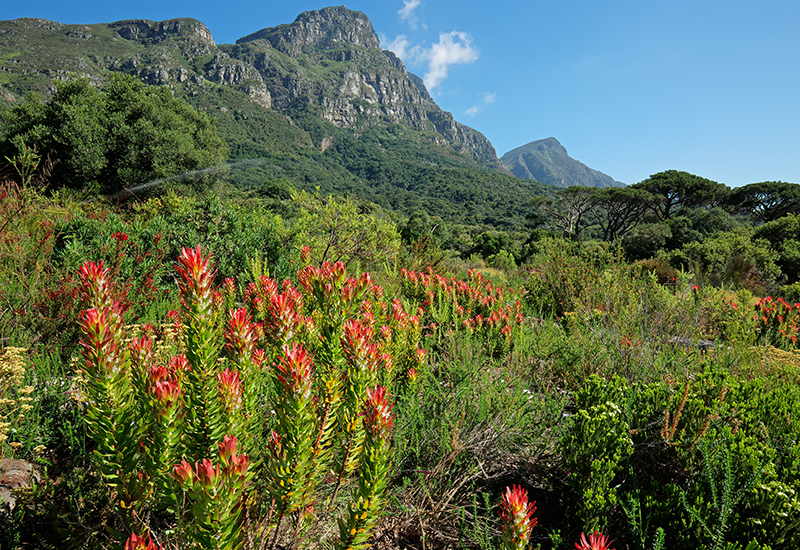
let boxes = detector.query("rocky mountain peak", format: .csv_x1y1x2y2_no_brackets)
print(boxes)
530,136,568,155
0,7,501,168
236,6,379,56
501,137,624,188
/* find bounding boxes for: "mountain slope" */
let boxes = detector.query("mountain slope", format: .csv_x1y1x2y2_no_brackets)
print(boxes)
501,137,624,188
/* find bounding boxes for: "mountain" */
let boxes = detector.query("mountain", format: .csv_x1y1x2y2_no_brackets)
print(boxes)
0,8,500,168
501,137,625,188
0,7,551,233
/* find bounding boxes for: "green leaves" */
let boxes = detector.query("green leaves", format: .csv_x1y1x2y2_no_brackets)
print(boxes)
1,74,227,194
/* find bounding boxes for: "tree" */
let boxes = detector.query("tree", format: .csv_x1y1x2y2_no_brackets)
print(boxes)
0,74,227,194
728,181,800,223
292,189,401,273
532,186,596,240
753,213,800,284
632,170,727,221
589,187,653,242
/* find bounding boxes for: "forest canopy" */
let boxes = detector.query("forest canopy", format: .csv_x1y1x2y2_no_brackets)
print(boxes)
0,74,227,194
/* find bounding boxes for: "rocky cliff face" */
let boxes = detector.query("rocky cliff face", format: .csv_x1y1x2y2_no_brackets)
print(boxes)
229,7,499,166
501,137,625,188
0,7,499,167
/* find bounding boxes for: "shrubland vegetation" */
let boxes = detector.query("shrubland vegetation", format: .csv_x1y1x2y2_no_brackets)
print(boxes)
2,77,800,550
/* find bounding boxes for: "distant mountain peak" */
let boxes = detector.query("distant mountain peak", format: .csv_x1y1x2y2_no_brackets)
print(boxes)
501,137,624,188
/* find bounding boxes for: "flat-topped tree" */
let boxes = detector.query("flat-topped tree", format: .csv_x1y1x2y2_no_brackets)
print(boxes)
589,187,654,242
631,170,727,222
729,181,800,223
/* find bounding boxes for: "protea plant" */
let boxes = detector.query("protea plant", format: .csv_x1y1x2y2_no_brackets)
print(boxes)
498,485,537,550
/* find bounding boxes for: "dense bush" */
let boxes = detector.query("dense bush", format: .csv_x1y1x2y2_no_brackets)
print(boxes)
0,74,227,194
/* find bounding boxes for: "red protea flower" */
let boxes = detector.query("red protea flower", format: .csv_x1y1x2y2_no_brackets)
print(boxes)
173,459,194,485
217,368,243,411
218,434,239,465
195,458,218,488
79,260,112,308
130,335,154,366
218,435,249,477
300,245,312,264
342,319,379,367
225,307,256,356
79,307,121,376
124,532,162,550
175,245,216,314
363,385,395,440
275,343,314,401
152,377,181,402
498,485,537,550
575,530,615,550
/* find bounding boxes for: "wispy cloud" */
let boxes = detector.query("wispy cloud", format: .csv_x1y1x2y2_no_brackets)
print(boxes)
383,34,421,60
465,92,497,116
423,31,478,90
398,0,422,29
382,29,478,91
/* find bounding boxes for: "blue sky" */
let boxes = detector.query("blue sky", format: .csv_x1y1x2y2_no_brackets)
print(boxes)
4,0,799,186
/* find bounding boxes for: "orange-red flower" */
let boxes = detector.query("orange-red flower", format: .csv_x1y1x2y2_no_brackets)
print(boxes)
124,532,162,550
575,530,615,550
363,385,395,439
498,485,537,550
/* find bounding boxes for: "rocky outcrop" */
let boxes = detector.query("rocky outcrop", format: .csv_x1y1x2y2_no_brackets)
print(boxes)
237,6,379,55
110,18,215,46
1,459,39,511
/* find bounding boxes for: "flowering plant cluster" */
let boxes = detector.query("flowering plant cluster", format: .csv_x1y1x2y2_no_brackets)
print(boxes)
77,251,253,549
0,347,32,456
76,250,411,549
240,260,416,544
400,267,524,354
754,296,800,347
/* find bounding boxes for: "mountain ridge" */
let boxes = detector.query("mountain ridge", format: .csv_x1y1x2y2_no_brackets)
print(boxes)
501,137,625,188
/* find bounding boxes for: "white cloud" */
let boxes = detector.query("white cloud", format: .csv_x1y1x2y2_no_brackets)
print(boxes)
398,0,422,28
465,91,497,117
383,34,423,62
382,30,479,91
423,31,478,90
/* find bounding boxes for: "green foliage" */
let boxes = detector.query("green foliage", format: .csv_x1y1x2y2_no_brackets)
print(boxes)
561,375,633,534
622,222,672,261
0,74,227,193
729,181,800,223
680,435,770,550
753,213,800,284
292,189,401,274
665,229,781,294
632,170,727,221
523,238,616,317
